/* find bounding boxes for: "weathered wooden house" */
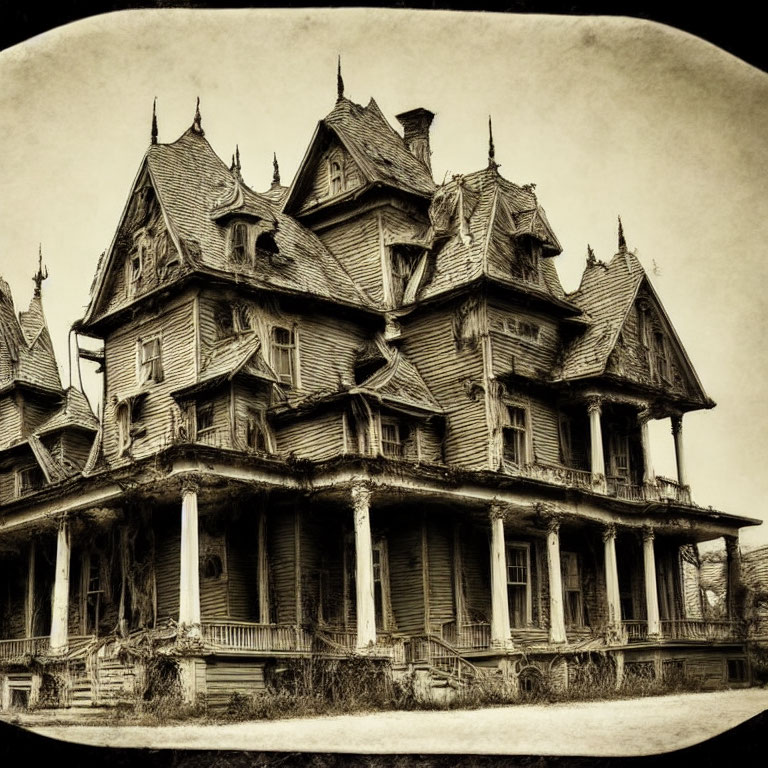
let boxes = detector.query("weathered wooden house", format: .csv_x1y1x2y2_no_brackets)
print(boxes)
0,78,760,711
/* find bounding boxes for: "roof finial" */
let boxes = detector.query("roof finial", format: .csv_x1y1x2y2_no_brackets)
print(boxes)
586,244,596,266
192,97,204,135
618,215,626,252
337,55,344,100
231,144,243,182
33,243,49,298
488,115,499,171
151,97,158,145
272,152,281,189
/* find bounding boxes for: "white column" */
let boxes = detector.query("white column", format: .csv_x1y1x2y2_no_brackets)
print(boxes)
546,517,567,644
639,414,655,486
50,519,71,652
489,505,511,647
642,527,661,638
587,397,606,492
602,524,622,635
179,480,201,634
671,415,688,488
725,534,742,620
352,483,376,649
258,508,270,625
25,541,36,639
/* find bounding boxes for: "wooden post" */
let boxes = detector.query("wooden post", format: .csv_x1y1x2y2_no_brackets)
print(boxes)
546,517,567,644
489,505,511,648
179,480,201,634
25,541,36,639
352,483,376,649
602,524,622,636
642,527,661,638
725,534,742,620
638,413,655,486
118,526,129,637
50,518,70,652
671,415,688,488
258,508,270,625
421,514,431,633
587,397,606,492
453,521,465,635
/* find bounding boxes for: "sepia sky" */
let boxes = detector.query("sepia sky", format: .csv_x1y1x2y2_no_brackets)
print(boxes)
1,8,766,546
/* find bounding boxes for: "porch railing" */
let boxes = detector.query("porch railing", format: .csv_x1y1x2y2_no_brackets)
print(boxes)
661,620,741,642
0,636,50,660
622,621,649,642
405,634,478,682
655,476,692,504
201,622,311,652
456,623,491,650
523,462,593,491
312,629,407,663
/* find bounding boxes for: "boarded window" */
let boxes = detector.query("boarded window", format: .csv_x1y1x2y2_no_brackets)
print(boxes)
139,337,164,384
608,432,631,480
271,326,296,386
503,406,527,466
506,543,531,627
512,239,541,283
230,222,249,265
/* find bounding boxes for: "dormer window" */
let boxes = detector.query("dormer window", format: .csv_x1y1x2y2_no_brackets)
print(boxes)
329,160,344,196
215,303,235,340
271,326,297,386
230,222,249,265
512,238,541,284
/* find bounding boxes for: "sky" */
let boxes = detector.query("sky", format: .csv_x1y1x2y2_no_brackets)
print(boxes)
0,8,766,546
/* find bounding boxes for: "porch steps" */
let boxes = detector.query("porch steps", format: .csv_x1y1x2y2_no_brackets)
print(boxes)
95,658,136,705
69,676,93,708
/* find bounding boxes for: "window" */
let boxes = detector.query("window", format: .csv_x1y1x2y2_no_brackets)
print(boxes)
230,222,249,265
381,419,403,458
255,231,279,256
138,337,163,385
506,543,531,628
727,659,747,683
17,466,44,496
653,331,670,383
372,542,387,631
196,401,214,436
502,405,528,466
233,304,252,333
329,159,344,195
608,432,630,480
214,303,235,340
512,239,541,283
116,395,146,455
561,551,583,627
271,326,296,386
246,408,270,453
202,554,224,580
84,554,103,634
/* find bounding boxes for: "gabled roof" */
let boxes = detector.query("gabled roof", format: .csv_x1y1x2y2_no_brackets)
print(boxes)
283,96,436,215
416,168,566,304
34,387,99,437
82,126,370,327
555,250,711,405
354,343,442,414
0,278,61,393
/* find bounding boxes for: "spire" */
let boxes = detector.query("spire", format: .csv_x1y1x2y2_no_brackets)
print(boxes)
151,97,158,145
33,244,48,298
337,55,344,100
271,152,281,189
586,244,596,266
618,215,626,252
192,97,204,135
488,115,499,171
231,144,242,182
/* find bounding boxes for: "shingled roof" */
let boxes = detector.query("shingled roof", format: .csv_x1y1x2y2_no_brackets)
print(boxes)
34,387,99,437
416,168,567,305
0,277,61,393
84,125,370,326
283,96,436,215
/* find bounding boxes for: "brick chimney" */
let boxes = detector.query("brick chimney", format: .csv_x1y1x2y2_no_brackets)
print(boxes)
396,108,434,174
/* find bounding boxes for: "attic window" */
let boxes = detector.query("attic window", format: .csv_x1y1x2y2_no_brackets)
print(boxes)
500,318,540,342
16,466,45,497
329,160,344,196
512,239,541,284
230,222,249,265
652,331,670,384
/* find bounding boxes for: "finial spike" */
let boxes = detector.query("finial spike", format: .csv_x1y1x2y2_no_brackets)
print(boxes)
151,97,158,145
586,244,596,266
488,115,499,171
272,152,281,188
33,243,48,298
235,144,241,168
618,215,626,252
192,97,204,135
337,55,344,100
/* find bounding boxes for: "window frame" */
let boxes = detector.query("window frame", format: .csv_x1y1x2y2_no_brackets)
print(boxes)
229,221,250,266
502,403,530,468
561,550,584,628
270,325,298,387
195,399,215,438
116,400,132,455
245,406,272,453
506,542,532,628
328,154,345,196
16,465,45,497
380,417,403,459
137,334,164,386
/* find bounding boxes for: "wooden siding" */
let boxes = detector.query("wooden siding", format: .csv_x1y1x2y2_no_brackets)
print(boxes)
205,660,265,710
388,521,425,633
0,396,21,450
103,295,196,463
21,396,51,437
61,431,94,471
426,516,455,629
154,522,181,623
400,303,488,469
267,509,297,625
462,524,491,623
275,410,345,461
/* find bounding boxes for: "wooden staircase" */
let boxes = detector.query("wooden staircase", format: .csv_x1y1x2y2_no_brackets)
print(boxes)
69,663,94,708
404,634,478,689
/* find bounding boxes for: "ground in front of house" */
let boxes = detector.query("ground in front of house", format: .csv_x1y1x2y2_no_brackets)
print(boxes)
6,688,768,756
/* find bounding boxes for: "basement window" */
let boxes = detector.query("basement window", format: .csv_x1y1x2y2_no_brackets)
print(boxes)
727,659,747,682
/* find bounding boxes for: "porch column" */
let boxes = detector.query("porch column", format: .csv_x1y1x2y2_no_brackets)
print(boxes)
258,508,270,625
602,524,622,634
25,541,36,639
352,483,376,649
489,505,511,647
179,480,201,634
50,519,71,652
725,534,742,620
546,517,567,644
638,413,655,486
587,397,606,492
671,415,688,488
642,527,661,638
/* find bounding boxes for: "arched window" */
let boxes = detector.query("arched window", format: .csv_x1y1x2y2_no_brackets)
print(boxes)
329,159,344,195
230,222,248,265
